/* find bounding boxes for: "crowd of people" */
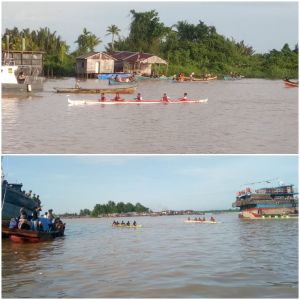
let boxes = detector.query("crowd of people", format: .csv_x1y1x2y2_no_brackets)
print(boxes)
112,220,138,226
9,207,65,233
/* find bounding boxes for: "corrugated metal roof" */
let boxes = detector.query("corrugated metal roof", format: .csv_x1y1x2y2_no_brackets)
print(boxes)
109,51,167,64
77,52,115,60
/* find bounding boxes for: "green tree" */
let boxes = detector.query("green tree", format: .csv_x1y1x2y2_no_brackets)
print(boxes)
106,24,120,52
75,28,102,55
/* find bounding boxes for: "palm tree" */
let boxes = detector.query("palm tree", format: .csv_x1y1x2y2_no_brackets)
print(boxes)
75,28,102,55
106,25,120,51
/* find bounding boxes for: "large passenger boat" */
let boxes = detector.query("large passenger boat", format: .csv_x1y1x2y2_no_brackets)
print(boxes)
2,178,65,242
2,179,40,225
1,50,45,95
232,181,298,219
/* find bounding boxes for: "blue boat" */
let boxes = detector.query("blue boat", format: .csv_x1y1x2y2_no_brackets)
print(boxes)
108,78,136,85
98,73,131,80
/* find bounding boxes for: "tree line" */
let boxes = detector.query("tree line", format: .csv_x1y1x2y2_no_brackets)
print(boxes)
2,9,298,78
79,201,149,217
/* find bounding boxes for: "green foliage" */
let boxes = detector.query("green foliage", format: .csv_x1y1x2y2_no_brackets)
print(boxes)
90,201,149,217
2,27,74,76
74,27,102,55
106,25,121,52
3,12,298,79
80,208,91,216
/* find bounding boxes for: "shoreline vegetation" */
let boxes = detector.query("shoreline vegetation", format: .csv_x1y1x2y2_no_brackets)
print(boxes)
2,9,298,79
58,201,238,218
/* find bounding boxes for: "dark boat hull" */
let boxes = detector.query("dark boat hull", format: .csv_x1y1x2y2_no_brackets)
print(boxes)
2,227,65,243
284,80,298,87
2,77,44,96
54,86,136,94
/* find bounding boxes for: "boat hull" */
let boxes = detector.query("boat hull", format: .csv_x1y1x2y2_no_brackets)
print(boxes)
238,207,298,219
112,224,142,228
98,73,131,80
135,75,173,81
108,79,136,85
2,80,44,95
2,227,64,243
223,76,243,80
68,98,208,106
55,87,136,94
284,80,298,87
184,220,217,224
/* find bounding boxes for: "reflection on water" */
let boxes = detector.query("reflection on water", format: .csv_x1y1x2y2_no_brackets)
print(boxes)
2,214,298,298
2,78,298,154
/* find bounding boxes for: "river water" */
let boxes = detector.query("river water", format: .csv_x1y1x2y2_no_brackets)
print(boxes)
2,78,298,154
2,213,298,298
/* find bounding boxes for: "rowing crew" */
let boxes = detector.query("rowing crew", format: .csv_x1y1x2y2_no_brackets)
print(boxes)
188,216,216,222
112,220,137,226
98,92,191,102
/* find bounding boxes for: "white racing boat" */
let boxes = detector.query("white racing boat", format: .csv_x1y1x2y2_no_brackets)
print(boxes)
68,98,208,106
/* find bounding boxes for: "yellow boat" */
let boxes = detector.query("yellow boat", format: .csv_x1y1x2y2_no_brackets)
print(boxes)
112,224,142,228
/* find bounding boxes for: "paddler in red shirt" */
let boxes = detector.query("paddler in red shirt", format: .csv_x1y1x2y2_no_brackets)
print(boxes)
179,92,188,101
99,93,106,102
135,93,143,101
161,93,170,102
114,92,123,101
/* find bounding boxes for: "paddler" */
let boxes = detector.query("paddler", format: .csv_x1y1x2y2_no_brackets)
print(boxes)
179,93,188,101
135,93,142,101
161,93,170,102
99,93,106,102
210,216,216,222
113,92,123,101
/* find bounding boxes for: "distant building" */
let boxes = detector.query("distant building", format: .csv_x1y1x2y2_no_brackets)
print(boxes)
76,52,115,78
109,51,168,75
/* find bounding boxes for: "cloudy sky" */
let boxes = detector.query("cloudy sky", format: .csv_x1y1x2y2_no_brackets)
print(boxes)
2,155,298,214
1,1,298,53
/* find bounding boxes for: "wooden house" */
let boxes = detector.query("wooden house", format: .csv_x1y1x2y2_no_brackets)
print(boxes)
76,52,115,78
109,51,168,75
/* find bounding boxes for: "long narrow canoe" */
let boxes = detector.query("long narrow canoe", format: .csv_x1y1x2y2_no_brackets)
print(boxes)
184,220,217,224
68,98,208,106
108,79,136,85
112,224,142,228
223,75,243,80
284,79,298,87
174,76,217,83
54,86,136,94
135,75,173,81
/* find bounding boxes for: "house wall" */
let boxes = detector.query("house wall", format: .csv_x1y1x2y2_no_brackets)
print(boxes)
114,61,152,75
76,55,114,76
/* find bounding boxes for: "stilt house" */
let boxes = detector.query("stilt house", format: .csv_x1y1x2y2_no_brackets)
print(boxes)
109,51,168,75
76,52,115,78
